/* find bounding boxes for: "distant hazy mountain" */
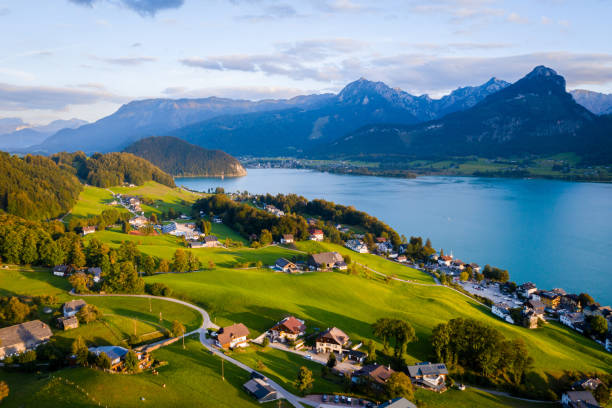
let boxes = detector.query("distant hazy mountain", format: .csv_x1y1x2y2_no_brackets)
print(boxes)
124,136,246,177
173,77,509,155
571,89,612,115
0,118,87,150
34,95,334,154
317,66,608,161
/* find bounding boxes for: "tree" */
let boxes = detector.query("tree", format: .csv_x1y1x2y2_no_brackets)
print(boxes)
593,383,610,405
72,336,89,366
260,229,273,246
295,366,314,395
103,261,144,293
158,258,170,273
187,251,200,272
122,220,132,234
70,241,86,268
579,293,595,307
587,315,608,336
172,249,189,272
68,272,92,294
77,304,102,324
392,320,416,358
372,318,394,351
123,350,140,373
385,372,414,400
1,297,31,325
141,254,156,275
327,352,337,368
460,271,469,282
96,352,112,369
0,380,9,402
262,337,270,348
172,320,186,337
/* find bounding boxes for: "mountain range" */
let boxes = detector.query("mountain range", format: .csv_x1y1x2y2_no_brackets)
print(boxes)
318,66,612,164
0,118,87,150
15,66,612,163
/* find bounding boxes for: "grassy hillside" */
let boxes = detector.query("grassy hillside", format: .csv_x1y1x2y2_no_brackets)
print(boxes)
145,268,611,376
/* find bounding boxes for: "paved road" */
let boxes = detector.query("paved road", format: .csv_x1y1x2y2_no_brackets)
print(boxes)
70,292,305,407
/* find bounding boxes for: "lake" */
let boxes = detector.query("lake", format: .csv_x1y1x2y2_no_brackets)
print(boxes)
176,169,612,304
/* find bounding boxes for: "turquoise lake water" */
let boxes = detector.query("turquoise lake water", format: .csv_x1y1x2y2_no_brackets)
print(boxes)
177,169,612,304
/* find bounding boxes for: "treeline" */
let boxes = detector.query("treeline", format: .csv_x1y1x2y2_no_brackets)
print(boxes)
51,151,175,188
255,193,402,246
0,152,82,221
124,136,246,177
193,194,311,241
432,318,534,395
67,208,131,233
0,296,54,326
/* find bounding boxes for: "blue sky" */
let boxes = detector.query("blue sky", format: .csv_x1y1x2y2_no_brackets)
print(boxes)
0,0,611,124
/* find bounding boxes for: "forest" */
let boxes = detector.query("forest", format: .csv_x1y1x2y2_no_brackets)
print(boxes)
0,152,82,221
51,151,175,188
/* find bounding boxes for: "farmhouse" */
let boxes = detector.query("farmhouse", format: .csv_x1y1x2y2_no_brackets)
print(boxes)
216,323,250,349
202,235,220,247
129,216,149,228
309,229,324,241
378,398,418,408
315,327,349,354
346,239,368,253
63,299,87,317
407,362,448,392
270,316,306,342
53,264,70,277
275,258,298,273
309,252,345,270
352,364,395,387
188,240,205,248
280,234,294,244
561,391,600,408
82,226,96,235
492,303,515,324
87,267,102,283
243,375,278,403
0,320,53,359
57,315,79,330
162,222,200,239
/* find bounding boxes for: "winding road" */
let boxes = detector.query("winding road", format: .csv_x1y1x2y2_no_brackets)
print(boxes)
70,291,309,407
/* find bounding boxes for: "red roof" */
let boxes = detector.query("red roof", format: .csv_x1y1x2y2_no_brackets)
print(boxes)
272,316,306,335
310,229,323,235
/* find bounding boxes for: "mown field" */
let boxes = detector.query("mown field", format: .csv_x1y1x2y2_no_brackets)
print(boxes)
0,335,275,408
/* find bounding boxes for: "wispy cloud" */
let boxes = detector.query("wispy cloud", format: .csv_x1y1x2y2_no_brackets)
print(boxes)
162,85,312,100
93,56,157,66
0,82,123,111
506,12,529,24
0,7,10,16
67,0,184,17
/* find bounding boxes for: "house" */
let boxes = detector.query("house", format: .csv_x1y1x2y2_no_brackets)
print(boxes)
202,235,220,248
0,320,53,359
538,291,561,309
469,263,481,273
309,229,324,241
519,282,538,298
129,216,149,228
561,294,582,312
584,305,612,318
63,299,87,317
397,255,407,263
264,204,285,217
280,234,294,244
270,316,306,342
572,378,603,391
57,315,79,330
243,376,278,403
162,222,200,239
407,362,448,392
451,259,465,271
274,258,298,273
188,240,205,248
352,364,395,387
346,239,368,253
438,255,453,267
87,267,102,283
53,264,70,277
492,303,515,324
308,252,345,270
378,398,418,408
216,323,250,349
523,309,540,329
560,312,585,329
88,346,129,370
526,299,546,316
82,226,96,235
561,391,600,407
377,241,394,254
315,327,349,354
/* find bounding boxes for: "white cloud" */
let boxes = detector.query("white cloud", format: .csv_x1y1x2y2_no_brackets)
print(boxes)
507,12,528,24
